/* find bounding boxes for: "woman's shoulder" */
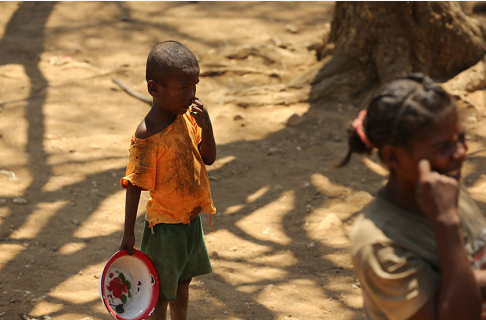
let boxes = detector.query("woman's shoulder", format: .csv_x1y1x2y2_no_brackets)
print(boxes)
350,196,422,251
352,194,440,267
350,199,390,253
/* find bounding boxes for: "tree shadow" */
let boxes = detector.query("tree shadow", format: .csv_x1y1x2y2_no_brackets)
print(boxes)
0,1,56,242
5,2,484,320
0,2,370,319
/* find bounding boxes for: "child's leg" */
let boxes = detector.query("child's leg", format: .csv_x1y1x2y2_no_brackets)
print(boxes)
148,297,169,320
168,278,192,320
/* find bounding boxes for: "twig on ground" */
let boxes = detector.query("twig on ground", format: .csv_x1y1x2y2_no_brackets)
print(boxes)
467,149,486,157
112,78,152,104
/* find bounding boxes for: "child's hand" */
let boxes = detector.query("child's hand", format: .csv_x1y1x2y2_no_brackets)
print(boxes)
190,98,212,130
415,159,459,224
119,233,135,256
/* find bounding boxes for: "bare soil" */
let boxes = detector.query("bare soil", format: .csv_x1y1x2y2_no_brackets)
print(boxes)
1,2,486,320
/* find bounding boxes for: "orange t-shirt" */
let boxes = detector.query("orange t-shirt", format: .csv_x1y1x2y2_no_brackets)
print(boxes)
120,111,216,227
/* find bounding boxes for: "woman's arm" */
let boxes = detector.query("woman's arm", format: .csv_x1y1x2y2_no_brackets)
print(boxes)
411,160,482,320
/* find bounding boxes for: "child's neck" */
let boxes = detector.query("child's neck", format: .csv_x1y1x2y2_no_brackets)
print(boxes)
147,105,177,124
140,106,178,138
381,178,423,216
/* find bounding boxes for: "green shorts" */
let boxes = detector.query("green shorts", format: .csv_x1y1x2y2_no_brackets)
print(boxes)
140,215,212,301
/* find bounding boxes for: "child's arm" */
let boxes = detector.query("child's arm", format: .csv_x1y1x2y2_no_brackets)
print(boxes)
411,159,482,320
190,98,216,165
119,181,142,255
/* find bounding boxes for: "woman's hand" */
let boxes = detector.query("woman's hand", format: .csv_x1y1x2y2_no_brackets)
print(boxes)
415,159,459,225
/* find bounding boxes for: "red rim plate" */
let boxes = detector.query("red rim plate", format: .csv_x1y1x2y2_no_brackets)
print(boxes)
99,249,160,320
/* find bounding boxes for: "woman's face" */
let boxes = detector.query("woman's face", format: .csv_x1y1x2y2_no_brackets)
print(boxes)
393,109,467,188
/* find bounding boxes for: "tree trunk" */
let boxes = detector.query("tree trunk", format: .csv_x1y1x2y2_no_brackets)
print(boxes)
311,1,486,106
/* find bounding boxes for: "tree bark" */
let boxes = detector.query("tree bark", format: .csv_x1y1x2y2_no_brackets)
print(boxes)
312,1,486,106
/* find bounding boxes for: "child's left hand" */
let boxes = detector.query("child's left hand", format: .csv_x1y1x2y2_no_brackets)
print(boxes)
190,98,212,130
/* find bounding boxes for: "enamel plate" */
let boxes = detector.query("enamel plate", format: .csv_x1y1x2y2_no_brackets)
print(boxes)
100,249,160,320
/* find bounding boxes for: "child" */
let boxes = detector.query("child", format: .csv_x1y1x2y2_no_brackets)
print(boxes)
119,40,216,320
340,73,486,319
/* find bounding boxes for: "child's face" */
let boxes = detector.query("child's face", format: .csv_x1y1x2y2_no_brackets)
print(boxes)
154,67,200,115
394,109,467,186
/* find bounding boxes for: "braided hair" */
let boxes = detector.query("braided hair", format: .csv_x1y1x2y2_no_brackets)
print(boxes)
338,73,456,168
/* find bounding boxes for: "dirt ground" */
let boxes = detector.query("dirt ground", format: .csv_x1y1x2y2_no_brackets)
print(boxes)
2,2,486,320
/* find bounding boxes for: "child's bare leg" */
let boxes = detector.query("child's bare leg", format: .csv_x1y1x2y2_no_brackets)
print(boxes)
168,278,192,320
148,296,169,320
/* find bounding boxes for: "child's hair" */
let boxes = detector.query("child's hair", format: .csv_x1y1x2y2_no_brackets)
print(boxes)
338,73,456,168
146,40,199,85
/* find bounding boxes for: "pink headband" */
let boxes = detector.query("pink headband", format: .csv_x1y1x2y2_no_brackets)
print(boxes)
352,110,376,149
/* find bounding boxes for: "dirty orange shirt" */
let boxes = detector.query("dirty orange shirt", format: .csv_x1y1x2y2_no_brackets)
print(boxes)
120,111,216,226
